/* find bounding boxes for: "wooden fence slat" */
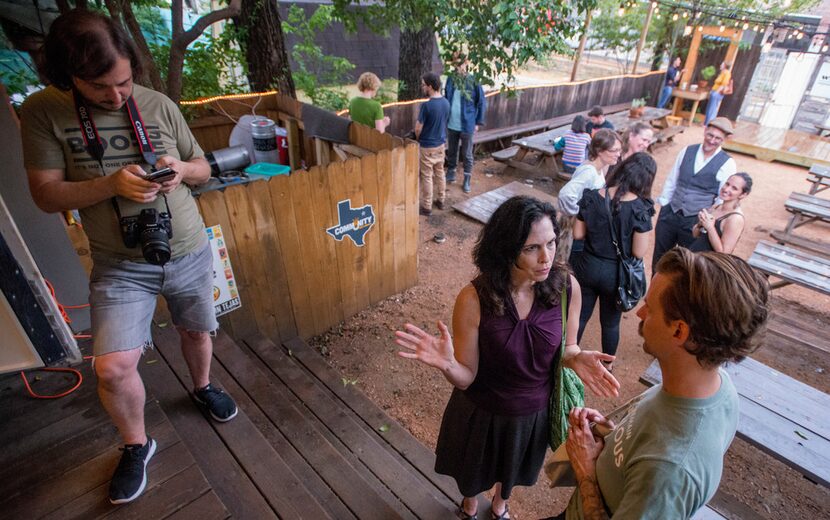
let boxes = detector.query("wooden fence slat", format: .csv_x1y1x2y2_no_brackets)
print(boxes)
343,157,372,313
245,181,298,340
404,141,420,287
224,184,280,340
196,190,258,339
326,161,361,320
287,170,334,336
269,175,315,338
359,153,384,304
375,149,396,301
308,165,347,330
390,146,408,294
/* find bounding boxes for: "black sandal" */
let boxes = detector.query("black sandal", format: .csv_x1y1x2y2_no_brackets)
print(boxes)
457,508,477,520
491,503,509,520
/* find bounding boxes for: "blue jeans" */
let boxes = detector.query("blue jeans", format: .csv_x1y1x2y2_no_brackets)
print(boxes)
705,90,724,125
89,242,218,355
657,85,673,109
446,128,474,180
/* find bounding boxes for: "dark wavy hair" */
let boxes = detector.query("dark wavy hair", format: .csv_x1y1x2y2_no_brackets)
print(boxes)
587,128,620,160
571,115,588,134
656,248,770,368
732,172,753,194
44,9,142,90
472,196,569,316
605,152,657,211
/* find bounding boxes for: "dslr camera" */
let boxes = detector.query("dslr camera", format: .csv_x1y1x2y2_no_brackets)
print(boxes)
120,208,173,265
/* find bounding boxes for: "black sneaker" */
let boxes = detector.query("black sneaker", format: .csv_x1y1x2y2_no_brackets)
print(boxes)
193,383,238,422
109,437,157,504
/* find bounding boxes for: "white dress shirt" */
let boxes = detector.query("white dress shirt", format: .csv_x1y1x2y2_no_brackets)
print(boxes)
657,145,736,207
558,163,606,216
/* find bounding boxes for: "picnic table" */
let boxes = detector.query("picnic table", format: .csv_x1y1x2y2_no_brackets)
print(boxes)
641,357,830,488
670,88,710,126
749,240,830,294
807,164,830,194
604,107,672,132
505,107,672,180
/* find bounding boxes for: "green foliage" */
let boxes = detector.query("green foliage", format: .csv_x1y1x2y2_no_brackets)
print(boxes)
375,79,398,104
282,5,355,110
332,0,598,89
700,65,717,80
631,97,646,108
0,50,40,105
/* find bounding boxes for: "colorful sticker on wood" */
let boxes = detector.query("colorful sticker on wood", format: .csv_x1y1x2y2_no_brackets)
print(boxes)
326,199,376,247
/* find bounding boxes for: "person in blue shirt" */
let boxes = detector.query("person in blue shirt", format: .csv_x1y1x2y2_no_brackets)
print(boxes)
658,57,684,109
415,72,451,216
586,106,614,136
444,54,486,194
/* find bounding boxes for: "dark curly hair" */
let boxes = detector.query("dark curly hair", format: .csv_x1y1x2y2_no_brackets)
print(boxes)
605,152,657,211
44,9,142,90
472,196,569,316
656,248,770,368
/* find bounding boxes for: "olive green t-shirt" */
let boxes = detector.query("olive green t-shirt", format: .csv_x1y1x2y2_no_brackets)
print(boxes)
20,85,207,260
349,96,384,128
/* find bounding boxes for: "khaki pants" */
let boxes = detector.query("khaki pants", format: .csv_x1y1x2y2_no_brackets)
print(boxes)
419,145,446,210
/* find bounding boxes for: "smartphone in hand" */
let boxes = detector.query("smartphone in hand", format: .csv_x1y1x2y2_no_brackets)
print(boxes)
145,167,176,183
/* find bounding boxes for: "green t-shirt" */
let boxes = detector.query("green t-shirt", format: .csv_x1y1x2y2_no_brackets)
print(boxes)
20,84,207,260
349,96,384,128
567,371,739,520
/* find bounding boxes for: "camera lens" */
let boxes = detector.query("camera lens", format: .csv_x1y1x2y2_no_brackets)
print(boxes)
141,227,172,265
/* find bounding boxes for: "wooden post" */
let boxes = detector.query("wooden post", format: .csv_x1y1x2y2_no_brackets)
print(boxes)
285,118,301,172
571,10,593,82
632,2,655,74
679,27,702,88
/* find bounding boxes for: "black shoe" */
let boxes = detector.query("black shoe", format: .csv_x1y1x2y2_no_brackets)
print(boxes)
446,173,457,184
109,438,157,504
462,175,472,193
435,200,446,210
419,207,432,216
194,383,238,422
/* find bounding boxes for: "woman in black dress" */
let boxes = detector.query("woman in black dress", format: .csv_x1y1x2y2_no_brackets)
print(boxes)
689,172,752,254
571,153,657,372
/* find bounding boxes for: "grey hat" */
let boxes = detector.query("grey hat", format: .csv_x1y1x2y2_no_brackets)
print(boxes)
707,117,734,135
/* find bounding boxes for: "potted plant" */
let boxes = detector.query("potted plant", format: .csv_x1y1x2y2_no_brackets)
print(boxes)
629,97,646,118
698,65,716,90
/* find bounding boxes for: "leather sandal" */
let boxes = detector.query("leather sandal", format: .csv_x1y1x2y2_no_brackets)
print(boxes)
457,507,477,520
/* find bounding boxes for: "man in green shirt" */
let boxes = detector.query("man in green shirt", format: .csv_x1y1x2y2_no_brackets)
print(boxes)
550,248,769,519
20,10,237,506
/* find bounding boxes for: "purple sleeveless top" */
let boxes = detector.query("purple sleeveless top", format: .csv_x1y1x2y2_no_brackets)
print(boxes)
463,280,567,416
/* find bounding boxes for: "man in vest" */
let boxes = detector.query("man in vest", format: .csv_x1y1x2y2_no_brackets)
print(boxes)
652,118,736,269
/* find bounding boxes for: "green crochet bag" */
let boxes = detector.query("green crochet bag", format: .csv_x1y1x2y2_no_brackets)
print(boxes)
549,281,585,450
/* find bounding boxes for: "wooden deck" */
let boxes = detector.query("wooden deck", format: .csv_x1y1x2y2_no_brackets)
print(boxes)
723,121,830,168
0,327,459,519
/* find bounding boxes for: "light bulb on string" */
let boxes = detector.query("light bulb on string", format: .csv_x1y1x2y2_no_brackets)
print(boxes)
618,7,625,16
682,12,688,18
796,32,803,40
742,22,748,30
695,11,701,19
823,45,829,53
697,26,703,32
720,25,725,32
753,25,760,32
672,13,678,21
651,1,657,7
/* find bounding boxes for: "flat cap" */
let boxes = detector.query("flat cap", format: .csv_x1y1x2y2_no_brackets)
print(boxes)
707,117,734,135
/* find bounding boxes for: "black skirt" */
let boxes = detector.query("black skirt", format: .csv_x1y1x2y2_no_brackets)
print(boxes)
434,388,550,499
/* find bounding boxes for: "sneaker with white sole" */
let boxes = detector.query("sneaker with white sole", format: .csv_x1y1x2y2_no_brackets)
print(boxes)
193,383,238,422
109,437,157,504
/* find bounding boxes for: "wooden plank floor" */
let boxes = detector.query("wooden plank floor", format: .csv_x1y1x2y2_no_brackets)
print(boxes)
0,328,459,519
453,181,559,224
723,121,830,168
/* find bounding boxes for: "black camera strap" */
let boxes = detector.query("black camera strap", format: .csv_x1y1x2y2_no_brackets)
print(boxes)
72,90,168,220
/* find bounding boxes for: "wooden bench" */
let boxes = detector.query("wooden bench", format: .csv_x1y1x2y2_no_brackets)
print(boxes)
749,240,830,294
651,125,686,148
769,192,830,257
474,102,629,147
641,357,830,489
491,145,520,163
807,164,830,194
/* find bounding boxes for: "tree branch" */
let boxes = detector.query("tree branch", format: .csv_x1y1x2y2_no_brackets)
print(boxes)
175,0,241,47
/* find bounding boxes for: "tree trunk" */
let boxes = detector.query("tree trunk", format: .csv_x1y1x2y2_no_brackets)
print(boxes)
234,0,296,97
104,0,164,92
398,27,434,101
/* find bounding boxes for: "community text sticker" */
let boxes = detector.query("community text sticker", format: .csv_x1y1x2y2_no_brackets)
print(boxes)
326,199,375,247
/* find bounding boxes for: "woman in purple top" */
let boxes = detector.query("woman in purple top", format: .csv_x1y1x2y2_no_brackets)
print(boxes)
396,196,619,520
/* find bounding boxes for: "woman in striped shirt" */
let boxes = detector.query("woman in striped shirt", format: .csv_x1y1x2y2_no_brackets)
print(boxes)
555,115,592,175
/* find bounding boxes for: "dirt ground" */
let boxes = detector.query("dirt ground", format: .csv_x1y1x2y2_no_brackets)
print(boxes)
309,127,830,519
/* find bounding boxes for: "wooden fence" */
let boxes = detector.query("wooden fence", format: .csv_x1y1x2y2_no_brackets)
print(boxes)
374,70,665,136
187,94,419,341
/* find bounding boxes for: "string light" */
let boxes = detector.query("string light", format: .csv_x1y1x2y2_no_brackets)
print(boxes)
742,22,749,30
651,1,657,7
618,7,625,16
823,45,829,52
672,13,679,21
697,26,703,32
180,90,279,106
754,25,760,32
682,12,688,19
719,25,725,32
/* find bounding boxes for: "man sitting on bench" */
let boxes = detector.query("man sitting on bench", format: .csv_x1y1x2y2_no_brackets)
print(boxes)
547,248,770,520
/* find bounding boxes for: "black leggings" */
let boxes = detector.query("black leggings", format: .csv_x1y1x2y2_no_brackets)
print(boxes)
571,252,622,356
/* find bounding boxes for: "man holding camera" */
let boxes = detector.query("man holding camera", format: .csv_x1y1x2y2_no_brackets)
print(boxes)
20,9,236,505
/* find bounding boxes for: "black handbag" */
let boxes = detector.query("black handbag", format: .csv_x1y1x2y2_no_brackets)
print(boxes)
604,190,647,312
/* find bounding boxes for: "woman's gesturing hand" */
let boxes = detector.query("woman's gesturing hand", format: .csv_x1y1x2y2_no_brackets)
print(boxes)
569,350,620,397
396,321,455,371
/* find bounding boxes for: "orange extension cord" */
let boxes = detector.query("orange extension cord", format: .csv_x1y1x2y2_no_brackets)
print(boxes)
18,279,92,399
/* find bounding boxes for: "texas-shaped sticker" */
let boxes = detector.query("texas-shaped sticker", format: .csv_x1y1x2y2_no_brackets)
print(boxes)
326,199,376,247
